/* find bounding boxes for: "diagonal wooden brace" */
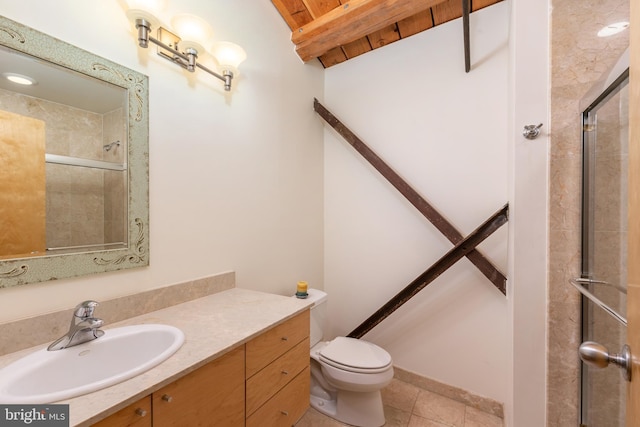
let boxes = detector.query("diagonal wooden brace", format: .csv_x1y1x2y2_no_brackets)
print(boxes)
348,203,508,338
314,98,507,294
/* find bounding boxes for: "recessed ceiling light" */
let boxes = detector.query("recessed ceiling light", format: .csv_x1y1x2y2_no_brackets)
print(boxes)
597,21,629,37
2,72,37,86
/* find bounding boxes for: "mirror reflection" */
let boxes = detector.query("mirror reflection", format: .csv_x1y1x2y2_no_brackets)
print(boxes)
0,45,129,258
0,15,149,288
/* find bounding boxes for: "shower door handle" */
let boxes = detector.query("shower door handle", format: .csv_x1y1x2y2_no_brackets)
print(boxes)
579,341,632,381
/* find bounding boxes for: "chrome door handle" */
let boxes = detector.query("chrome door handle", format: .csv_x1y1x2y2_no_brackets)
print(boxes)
579,341,631,381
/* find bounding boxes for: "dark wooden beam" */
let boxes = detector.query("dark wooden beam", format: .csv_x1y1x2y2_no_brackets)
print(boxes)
462,0,470,72
348,203,509,338
314,98,507,293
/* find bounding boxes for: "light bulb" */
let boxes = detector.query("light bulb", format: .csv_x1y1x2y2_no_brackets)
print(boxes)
125,0,165,27
211,41,247,72
171,14,213,54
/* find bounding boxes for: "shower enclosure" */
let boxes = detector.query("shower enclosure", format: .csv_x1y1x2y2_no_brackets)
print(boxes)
577,56,629,426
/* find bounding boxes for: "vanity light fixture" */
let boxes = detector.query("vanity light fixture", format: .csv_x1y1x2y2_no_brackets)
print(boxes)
125,1,246,91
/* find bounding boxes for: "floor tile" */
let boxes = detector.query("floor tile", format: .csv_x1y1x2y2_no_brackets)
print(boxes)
383,404,412,427
296,379,504,427
382,378,421,413
296,407,348,427
408,414,451,427
463,406,504,427
412,389,466,427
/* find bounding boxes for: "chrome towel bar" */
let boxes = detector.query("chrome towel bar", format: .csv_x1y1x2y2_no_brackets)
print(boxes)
569,277,627,326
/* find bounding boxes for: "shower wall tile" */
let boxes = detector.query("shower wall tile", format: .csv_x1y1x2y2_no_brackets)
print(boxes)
0,90,130,249
548,155,581,231
549,0,628,424
102,108,126,244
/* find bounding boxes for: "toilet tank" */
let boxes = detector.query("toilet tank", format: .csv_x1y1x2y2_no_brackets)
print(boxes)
303,288,328,347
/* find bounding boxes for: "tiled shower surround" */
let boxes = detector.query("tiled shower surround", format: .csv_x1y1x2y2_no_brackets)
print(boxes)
0,87,126,251
548,0,629,424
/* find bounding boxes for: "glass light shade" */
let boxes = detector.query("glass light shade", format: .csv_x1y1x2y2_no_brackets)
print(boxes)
211,41,247,71
125,0,165,27
171,13,213,54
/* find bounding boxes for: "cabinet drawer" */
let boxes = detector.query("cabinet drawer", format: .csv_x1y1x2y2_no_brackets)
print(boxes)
246,367,310,427
246,337,309,415
246,310,309,377
92,396,151,427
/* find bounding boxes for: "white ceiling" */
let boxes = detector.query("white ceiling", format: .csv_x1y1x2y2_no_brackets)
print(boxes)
0,45,125,114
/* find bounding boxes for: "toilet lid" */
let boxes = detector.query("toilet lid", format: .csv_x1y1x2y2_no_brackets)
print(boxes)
319,337,392,371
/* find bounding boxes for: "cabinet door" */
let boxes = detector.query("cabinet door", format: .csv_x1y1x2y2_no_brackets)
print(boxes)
153,346,245,427
92,396,151,427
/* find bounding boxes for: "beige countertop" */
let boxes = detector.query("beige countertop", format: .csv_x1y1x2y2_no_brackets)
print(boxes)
0,288,313,426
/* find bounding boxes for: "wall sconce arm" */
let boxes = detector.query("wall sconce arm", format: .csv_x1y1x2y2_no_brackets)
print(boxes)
134,18,236,91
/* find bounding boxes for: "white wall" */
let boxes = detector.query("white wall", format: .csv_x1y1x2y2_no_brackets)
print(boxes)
323,3,510,403
0,0,325,322
506,0,549,425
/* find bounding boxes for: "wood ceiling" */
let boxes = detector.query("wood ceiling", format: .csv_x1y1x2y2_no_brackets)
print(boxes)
271,0,503,68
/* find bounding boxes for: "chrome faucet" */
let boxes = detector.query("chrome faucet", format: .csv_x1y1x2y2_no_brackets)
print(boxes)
48,300,105,351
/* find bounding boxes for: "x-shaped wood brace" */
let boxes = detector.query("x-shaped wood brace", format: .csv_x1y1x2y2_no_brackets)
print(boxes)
314,99,508,338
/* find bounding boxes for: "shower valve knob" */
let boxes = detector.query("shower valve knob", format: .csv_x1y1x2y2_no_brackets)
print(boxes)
522,123,543,139
578,341,632,381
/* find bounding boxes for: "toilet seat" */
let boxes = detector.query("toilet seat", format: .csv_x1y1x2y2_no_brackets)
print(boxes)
319,337,392,374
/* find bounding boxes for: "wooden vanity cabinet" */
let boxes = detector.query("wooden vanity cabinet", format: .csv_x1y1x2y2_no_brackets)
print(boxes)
153,345,245,427
92,346,245,427
245,310,310,427
93,309,309,427
92,396,151,427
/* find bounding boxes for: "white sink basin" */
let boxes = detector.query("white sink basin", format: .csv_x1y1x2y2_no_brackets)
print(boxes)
0,324,185,403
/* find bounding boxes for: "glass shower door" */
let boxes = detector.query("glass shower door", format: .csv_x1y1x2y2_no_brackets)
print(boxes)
580,68,629,427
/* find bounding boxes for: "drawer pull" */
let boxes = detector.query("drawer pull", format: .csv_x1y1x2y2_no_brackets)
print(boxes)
281,410,289,416
281,336,288,341
135,408,147,417
281,370,289,375
161,394,173,403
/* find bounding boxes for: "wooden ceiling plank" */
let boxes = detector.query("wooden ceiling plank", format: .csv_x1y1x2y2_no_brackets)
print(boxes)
271,0,314,30
342,37,372,59
397,9,433,38
367,23,400,49
302,0,342,18
319,46,349,67
472,0,501,11
432,0,463,26
293,0,446,62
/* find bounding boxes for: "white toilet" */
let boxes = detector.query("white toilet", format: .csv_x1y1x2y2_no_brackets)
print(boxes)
299,288,393,427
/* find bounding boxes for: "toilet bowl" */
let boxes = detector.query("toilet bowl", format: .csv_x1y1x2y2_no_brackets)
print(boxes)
297,289,394,427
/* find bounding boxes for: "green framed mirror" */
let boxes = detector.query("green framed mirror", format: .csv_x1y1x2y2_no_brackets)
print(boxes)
0,15,149,288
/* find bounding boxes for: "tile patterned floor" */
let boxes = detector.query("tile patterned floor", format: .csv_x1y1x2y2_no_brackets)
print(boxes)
296,378,504,427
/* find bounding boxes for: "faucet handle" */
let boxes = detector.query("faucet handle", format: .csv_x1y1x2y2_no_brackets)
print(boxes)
74,300,100,319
